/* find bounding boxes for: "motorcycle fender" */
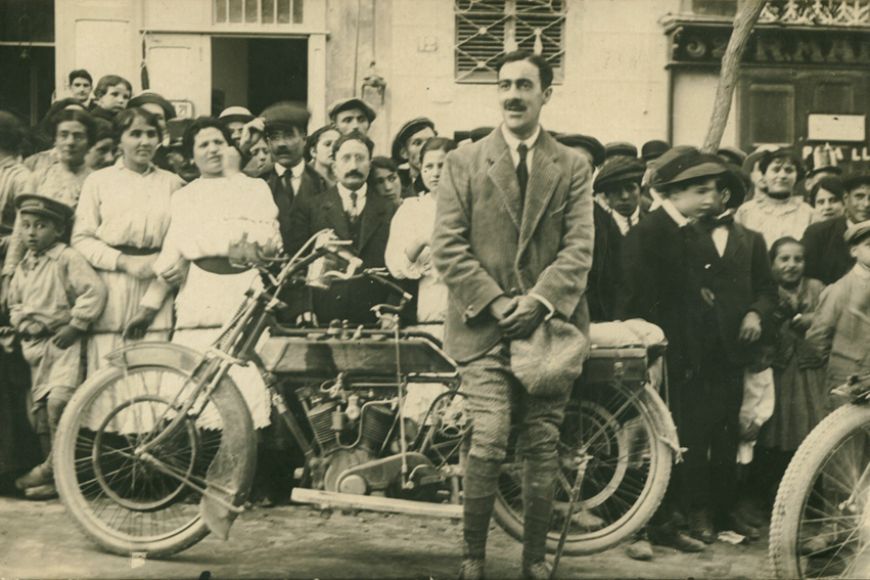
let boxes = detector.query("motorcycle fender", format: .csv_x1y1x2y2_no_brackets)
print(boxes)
106,342,257,539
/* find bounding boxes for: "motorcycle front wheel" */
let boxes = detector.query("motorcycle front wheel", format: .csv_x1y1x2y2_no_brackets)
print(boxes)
493,381,673,555
54,348,255,559
769,403,870,579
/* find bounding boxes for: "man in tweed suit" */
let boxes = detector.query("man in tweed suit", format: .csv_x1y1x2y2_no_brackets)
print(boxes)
432,51,594,579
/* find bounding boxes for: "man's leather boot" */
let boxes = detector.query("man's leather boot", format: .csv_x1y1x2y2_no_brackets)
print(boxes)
459,455,500,580
522,457,558,580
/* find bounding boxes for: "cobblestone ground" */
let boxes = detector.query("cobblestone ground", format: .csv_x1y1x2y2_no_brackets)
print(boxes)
0,497,768,579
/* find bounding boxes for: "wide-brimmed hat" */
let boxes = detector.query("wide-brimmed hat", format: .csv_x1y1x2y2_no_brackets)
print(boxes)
717,146,747,167
391,117,436,163
128,91,176,120
651,147,728,189
328,98,376,124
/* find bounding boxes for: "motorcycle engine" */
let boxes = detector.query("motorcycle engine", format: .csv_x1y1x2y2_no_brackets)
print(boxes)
303,389,397,493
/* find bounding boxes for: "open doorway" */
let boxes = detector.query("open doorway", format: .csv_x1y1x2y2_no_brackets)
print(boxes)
211,37,307,116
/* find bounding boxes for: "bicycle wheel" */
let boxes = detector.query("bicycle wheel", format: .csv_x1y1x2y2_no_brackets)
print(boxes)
493,381,673,555
54,348,255,559
769,404,870,579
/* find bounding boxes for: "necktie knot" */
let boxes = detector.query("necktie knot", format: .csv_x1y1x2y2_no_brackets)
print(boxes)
517,143,528,160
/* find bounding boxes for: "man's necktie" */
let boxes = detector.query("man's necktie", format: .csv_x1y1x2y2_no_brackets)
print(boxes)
349,191,359,222
280,171,294,200
516,143,529,201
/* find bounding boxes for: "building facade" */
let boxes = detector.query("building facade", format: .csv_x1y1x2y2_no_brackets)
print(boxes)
1,0,868,166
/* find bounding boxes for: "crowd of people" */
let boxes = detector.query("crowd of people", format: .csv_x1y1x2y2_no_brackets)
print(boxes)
0,56,869,576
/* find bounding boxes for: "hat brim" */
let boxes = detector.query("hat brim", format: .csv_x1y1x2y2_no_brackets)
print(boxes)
656,161,728,188
221,114,254,125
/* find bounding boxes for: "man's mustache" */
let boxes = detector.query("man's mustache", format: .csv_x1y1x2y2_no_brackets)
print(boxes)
504,99,527,112
344,170,365,179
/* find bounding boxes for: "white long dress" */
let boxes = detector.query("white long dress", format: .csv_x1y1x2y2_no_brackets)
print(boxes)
73,160,181,370
143,173,281,429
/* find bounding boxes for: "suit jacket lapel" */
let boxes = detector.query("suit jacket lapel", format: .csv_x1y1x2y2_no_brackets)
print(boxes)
358,192,387,252
519,132,561,255
485,131,522,230
322,186,351,240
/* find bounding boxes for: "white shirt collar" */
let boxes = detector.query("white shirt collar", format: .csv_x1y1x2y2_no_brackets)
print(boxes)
660,199,691,228
275,159,305,178
337,182,368,215
501,123,541,155
610,207,641,235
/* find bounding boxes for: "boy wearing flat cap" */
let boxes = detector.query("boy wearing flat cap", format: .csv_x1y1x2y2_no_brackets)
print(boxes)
620,147,776,548
594,156,647,236
329,97,376,136
7,194,106,499
391,117,436,199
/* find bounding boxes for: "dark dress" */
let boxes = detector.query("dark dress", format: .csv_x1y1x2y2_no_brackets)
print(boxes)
760,278,830,451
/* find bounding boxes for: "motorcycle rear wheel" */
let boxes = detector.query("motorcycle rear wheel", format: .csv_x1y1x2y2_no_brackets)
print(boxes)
769,403,870,579
54,354,254,559
493,381,672,555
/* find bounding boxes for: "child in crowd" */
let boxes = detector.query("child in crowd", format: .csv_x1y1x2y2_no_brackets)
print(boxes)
755,238,827,504
806,220,870,398
386,137,456,333
7,195,106,499
89,75,132,121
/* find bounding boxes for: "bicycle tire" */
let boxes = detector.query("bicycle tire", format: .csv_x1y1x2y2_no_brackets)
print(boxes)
769,403,870,579
493,382,673,556
54,345,255,559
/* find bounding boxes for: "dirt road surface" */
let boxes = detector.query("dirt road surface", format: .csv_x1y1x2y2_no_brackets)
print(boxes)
0,497,768,579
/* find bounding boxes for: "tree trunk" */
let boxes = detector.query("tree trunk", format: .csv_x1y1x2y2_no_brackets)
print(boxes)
701,0,766,153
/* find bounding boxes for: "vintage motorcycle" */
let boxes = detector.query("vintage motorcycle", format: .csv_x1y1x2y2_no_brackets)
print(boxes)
769,373,870,579
53,230,680,559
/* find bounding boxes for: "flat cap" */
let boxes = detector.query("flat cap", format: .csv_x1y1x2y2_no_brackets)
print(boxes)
605,141,638,160
652,147,728,189
641,140,669,162
16,194,74,224
219,106,254,124
261,101,311,131
391,117,436,162
556,134,605,167
843,172,870,191
844,219,870,245
717,146,747,167
128,91,176,120
594,156,646,193
328,97,376,124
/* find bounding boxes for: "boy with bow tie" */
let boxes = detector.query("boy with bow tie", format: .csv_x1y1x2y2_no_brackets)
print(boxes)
620,147,776,554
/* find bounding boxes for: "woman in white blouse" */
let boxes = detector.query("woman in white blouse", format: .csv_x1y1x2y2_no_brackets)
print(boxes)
134,117,281,430
385,137,456,338
73,108,183,377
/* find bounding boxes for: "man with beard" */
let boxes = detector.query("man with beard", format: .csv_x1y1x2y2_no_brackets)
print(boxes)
258,102,326,253
803,173,870,284
391,117,436,198
289,131,396,325
432,51,593,579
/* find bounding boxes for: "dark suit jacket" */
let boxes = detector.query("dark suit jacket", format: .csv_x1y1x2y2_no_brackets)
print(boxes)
619,207,706,382
803,216,854,285
262,163,327,253
431,128,594,363
689,221,777,367
588,203,622,322
288,183,396,325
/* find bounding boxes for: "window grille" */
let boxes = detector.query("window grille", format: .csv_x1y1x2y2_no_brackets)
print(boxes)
455,0,566,83
213,0,304,25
